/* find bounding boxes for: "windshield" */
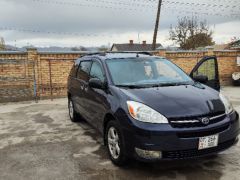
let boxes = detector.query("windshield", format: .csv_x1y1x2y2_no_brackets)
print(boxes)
106,57,193,87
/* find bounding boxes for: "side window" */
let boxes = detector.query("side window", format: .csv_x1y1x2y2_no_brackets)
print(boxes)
77,61,92,81
193,58,216,80
90,61,105,82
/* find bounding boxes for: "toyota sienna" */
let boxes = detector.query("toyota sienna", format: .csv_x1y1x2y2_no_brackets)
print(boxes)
67,52,239,166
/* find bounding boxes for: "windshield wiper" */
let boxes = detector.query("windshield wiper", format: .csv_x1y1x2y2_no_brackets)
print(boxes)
116,84,148,89
157,82,192,87
116,82,192,89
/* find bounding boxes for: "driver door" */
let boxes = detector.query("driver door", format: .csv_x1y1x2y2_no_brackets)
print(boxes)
190,56,220,91
84,59,108,130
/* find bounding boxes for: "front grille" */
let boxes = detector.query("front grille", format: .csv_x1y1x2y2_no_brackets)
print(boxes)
177,124,230,138
169,113,226,128
162,138,237,159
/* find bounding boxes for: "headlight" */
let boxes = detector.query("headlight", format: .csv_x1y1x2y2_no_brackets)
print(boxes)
219,92,233,114
127,101,168,124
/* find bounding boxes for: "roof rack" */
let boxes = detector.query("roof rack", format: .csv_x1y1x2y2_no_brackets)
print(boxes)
80,52,106,57
79,51,153,58
83,51,152,56
105,51,152,56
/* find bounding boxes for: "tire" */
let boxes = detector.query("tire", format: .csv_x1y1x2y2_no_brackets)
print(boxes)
68,98,79,122
106,121,128,166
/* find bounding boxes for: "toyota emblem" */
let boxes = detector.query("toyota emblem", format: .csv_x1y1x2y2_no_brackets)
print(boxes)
200,117,210,125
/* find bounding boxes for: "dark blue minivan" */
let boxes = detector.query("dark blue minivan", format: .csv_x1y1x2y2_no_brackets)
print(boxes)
67,52,239,166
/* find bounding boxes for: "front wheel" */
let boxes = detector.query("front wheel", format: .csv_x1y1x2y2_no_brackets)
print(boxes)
68,98,79,122
106,121,128,166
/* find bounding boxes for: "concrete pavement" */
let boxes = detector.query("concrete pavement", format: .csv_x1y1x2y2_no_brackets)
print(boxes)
0,87,239,180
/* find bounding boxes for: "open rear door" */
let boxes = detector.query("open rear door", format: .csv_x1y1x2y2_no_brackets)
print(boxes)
190,56,220,91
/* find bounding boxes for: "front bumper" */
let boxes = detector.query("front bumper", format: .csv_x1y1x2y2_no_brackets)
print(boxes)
120,111,240,161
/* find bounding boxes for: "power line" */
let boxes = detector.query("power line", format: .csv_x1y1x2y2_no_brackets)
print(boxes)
171,7,240,18
141,0,240,4
0,27,117,37
162,6,240,19
163,0,239,10
31,0,240,18
32,0,156,12
32,0,240,10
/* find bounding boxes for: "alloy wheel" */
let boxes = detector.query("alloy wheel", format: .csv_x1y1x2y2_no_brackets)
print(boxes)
69,100,74,120
108,127,121,159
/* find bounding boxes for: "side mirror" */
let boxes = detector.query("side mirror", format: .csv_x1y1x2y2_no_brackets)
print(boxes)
89,78,105,89
193,75,208,83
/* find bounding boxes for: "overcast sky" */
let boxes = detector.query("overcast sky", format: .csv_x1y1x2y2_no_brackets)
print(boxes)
0,0,239,47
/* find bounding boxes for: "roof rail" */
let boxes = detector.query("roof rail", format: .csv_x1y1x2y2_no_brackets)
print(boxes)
105,51,152,56
80,52,106,58
80,51,153,58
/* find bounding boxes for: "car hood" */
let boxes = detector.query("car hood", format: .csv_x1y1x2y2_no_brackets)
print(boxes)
119,85,225,118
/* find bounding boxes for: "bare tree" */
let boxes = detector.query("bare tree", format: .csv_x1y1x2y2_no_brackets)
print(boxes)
0,37,5,50
169,16,215,50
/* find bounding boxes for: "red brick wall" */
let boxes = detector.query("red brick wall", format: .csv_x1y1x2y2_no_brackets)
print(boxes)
0,53,29,87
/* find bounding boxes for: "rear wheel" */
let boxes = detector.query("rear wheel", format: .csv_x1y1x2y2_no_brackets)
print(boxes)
68,98,79,122
106,121,128,166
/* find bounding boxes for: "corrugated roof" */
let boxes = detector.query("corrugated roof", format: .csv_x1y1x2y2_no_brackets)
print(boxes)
111,43,162,52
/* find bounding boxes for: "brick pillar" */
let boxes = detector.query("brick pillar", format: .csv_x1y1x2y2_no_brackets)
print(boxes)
26,48,38,101
206,46,214,56
157,47,166,57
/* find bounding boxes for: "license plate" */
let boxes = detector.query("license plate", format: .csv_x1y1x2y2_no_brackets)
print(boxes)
198,134,219,150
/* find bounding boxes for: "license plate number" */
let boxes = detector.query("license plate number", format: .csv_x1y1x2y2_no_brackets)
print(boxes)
198,134,219,150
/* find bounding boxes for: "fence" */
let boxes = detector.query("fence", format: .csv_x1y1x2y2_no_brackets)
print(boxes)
0,48,239,102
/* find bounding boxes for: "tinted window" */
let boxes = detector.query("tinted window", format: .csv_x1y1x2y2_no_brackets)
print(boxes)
77,61,92,81
90,61,105,82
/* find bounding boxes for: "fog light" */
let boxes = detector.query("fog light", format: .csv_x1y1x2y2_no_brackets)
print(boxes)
135,148,162,159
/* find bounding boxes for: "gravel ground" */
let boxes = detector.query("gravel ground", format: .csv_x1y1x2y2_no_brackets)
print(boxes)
0,87,239,180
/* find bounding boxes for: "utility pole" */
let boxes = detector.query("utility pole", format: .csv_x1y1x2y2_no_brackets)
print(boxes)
152,0,162,50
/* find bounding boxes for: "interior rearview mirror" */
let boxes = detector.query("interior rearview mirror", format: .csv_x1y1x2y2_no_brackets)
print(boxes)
193,75,208,83
89,78,105,89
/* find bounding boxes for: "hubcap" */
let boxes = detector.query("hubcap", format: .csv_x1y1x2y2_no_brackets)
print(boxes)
69,100,74,119
108,127,120,159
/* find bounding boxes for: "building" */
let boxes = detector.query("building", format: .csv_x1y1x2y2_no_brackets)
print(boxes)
111,40,162,52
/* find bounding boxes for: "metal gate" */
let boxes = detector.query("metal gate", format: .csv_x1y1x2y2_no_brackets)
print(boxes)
0,58,36,103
